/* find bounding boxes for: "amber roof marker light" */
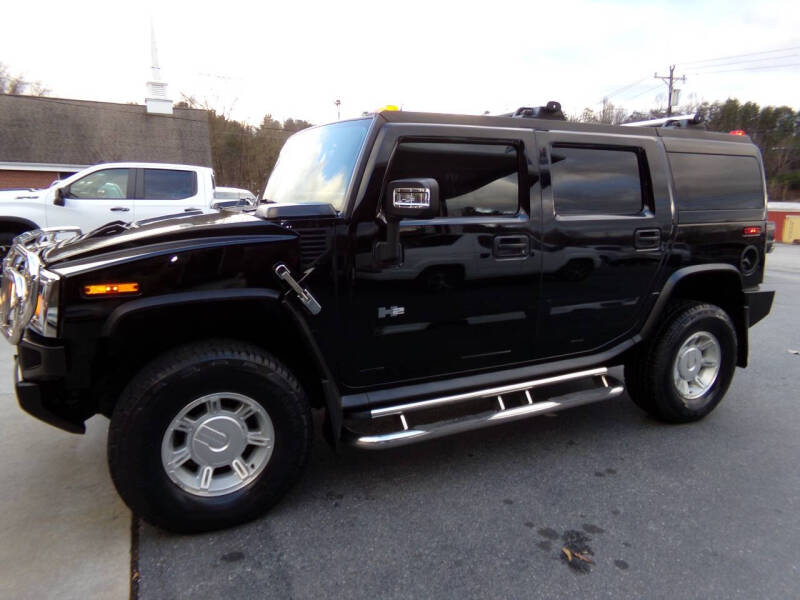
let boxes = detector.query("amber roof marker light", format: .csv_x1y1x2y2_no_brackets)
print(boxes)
83,282,140,296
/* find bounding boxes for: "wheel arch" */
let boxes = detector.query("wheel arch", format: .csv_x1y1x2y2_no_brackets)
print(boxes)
638,264,749,367
0,217,41,234
97,291,342,442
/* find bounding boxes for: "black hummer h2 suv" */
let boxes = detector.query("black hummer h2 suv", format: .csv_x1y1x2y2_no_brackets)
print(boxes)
1,107,774,532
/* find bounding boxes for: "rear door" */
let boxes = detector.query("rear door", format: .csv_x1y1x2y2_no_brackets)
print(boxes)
342,124,542,388
47,167,134,230
534,130,671,359
133,167,205,222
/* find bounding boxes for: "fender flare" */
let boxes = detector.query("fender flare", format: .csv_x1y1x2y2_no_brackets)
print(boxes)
636,264,748,366
280,299,343,450
102,289,343,446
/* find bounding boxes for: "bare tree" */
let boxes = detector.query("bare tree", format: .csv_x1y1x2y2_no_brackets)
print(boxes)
0,62,49,96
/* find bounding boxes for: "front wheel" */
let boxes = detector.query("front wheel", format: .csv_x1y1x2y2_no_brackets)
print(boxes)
108,340,312,533
625,301,738,423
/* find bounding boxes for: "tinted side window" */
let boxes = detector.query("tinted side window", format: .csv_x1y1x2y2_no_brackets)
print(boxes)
669,153,763,211
388,142,519,217
551,146,644,216
143,169,197,200
67,168,129,199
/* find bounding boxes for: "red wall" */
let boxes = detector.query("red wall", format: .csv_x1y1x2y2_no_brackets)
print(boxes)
0,170,60,190
768,210,800,242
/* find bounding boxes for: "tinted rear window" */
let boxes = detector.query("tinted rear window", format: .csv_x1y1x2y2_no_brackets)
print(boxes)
551,145,644,216
143,169,197,200
669,153,763,211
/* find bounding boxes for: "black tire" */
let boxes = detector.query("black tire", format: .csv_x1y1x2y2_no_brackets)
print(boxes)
0,231,17,259
624,301,737,423
108,340,312,533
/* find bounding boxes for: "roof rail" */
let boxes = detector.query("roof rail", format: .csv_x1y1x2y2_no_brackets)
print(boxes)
622,113,705,129
498,101,566,121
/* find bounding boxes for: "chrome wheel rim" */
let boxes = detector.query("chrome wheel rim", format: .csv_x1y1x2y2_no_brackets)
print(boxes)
672,331,721,404
161,392,274,497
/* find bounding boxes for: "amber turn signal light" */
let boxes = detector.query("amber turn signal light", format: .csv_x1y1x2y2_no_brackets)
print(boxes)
84,282,140,296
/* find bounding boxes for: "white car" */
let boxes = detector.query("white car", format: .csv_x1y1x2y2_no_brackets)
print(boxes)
0,162,220,254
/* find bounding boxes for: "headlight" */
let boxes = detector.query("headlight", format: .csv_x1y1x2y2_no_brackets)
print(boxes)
29,269,60,337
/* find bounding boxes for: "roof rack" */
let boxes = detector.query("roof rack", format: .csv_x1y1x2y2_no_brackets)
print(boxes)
622,113,705,129
498,101,566,121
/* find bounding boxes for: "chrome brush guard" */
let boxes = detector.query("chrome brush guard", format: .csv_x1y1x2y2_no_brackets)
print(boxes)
0,227,81,344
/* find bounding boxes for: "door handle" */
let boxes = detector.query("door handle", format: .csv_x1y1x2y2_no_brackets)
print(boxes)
110,206,130,212
634,228,661,250
493,235,530,258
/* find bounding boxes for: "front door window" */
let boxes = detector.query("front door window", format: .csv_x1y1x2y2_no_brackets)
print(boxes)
67,169,129,199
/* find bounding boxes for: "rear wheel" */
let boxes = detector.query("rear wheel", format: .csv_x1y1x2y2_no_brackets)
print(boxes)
625,301,737,423
108,340,312,533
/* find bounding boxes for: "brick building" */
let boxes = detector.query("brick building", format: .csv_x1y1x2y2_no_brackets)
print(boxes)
0,94,212,190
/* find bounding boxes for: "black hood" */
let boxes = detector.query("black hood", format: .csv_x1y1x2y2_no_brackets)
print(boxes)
44,211,295,265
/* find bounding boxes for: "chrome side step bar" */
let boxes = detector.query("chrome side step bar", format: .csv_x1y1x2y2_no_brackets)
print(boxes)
343,368,624,450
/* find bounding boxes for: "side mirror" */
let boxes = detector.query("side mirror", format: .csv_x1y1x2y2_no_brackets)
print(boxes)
383,178,440,220
53,187,65,206
375,178,440,264
212,199,252,211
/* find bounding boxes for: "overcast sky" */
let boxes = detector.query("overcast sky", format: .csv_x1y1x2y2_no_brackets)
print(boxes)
2,0,799,125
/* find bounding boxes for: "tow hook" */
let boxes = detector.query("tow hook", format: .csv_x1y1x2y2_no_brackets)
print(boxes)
273,263,322,315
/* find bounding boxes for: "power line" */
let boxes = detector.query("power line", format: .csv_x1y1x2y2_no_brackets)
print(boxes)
624,83,664,101
597,77,650,103
678,44,800,67
691,62,800,75
688,52,800,71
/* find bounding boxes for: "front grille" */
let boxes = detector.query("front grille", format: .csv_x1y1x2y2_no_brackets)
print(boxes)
290,227,330,268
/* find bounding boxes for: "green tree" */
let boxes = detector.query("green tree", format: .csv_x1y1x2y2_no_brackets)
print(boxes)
179,95,312,194
282,118,313,132
701,99,800,198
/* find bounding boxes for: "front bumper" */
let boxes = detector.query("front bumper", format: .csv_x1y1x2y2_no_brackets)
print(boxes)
14,336,85,434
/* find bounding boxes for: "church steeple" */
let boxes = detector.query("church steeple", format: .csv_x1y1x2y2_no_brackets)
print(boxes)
146,17,173,115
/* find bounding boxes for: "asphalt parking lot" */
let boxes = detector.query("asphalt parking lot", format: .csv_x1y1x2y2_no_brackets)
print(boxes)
2,245,799,599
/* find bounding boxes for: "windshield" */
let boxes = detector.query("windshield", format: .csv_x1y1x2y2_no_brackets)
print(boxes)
264,118,372,211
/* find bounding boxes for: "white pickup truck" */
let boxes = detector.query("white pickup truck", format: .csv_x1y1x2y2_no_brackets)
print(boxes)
0,162,253,254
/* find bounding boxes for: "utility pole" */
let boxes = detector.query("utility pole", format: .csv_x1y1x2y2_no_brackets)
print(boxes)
335,99,341,120
654,65,686,116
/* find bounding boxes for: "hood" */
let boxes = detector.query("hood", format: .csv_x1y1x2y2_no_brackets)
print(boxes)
43,210,295,265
